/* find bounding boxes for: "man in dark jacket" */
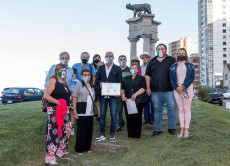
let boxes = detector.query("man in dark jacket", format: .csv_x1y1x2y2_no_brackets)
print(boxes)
145,44,177,137
95,51,122,142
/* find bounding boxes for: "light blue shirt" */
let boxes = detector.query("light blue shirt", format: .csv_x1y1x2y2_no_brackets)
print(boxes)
44,64,75,92
72,63,96,82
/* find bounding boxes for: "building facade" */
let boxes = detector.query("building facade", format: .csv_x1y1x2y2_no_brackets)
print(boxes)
198,0,230,87
189,53,200,87
168,37,198,58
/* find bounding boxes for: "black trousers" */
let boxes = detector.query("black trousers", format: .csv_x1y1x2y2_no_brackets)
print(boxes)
124,103,144,138
75,116,93,153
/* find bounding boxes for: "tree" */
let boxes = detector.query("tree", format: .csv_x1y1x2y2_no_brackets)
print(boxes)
196,85,210,102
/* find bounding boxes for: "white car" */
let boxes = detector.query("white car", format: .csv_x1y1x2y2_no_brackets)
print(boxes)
223,90,230,99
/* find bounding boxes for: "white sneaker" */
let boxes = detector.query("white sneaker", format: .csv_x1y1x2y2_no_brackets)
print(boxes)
95,133,106,142
110,133,116,142
71,128,74,135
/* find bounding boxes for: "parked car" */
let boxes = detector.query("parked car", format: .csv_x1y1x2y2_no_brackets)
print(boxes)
223,90,230,99
208,93,223,106
2,87,44,104
1,87,10,98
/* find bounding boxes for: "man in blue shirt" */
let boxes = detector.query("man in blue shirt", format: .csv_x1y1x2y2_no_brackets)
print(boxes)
44,52,75,92
72,52,96,85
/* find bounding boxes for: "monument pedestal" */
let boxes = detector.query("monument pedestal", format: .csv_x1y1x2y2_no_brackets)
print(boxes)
126,14,161,59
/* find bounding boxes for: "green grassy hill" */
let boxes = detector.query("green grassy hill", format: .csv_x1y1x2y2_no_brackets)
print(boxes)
0,101,230,166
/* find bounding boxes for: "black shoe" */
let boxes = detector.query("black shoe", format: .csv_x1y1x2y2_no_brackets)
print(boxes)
116,127,123,132
96,117,100,122
151,131,162,137
149,121,154,125
168,129,176,135
143,121,150,124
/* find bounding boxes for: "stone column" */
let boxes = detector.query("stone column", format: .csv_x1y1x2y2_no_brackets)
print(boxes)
128,37,139,60
142,34,151,54
150,39,157,57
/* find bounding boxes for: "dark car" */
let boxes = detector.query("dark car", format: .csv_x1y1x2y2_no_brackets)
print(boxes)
2,87,44,104
1,87,10,98
208,93,223,106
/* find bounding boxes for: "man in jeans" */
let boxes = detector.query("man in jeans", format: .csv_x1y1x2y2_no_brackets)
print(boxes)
95,51,122,142
140,52,154,124
116,55,130,132
145,44,177,137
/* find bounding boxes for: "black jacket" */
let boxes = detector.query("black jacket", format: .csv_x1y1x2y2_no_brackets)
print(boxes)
95,64,122,96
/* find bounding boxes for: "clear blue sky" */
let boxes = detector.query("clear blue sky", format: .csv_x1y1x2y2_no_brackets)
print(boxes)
0,0,198,90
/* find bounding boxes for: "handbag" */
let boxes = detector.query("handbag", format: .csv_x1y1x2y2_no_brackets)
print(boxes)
131,79,148,104
136,93,148,104
42,97,48,112
85,85,98,117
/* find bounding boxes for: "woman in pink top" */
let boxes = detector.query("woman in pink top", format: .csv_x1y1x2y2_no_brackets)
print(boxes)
170,48,195,138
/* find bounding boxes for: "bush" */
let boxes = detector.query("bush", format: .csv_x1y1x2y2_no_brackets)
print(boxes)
196,85,210,102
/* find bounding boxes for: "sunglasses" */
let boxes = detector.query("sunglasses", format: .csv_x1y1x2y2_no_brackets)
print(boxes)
132,60,139,63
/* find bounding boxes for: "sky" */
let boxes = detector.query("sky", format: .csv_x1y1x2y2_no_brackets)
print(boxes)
0,0,198,91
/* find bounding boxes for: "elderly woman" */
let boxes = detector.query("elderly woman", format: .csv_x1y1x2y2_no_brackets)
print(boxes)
44,52,75,137
44,63,72,165
72,68,95,156
121,64,146,141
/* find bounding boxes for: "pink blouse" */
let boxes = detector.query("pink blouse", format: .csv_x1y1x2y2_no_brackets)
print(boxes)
177,63,187,86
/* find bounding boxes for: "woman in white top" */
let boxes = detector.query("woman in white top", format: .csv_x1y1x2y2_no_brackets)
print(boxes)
72,68,95,156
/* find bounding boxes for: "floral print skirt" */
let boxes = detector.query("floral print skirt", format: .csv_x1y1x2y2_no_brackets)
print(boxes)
45,106,72,163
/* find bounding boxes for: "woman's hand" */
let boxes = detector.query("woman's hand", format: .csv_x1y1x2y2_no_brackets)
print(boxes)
177,85,184,94
122,97,128,102
131,94,137,101
74,114,79,119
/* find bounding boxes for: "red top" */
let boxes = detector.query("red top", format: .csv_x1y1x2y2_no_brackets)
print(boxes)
138,68,142,75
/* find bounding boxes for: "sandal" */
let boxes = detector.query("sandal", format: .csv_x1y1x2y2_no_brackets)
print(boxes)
183,131,189,138
177,131,184,138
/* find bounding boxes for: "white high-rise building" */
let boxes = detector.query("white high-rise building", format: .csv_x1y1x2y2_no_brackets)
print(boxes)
168,37,198,58
198,0,230,87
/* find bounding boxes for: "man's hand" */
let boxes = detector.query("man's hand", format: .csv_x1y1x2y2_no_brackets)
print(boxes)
146,88,151,96
100,82,104,88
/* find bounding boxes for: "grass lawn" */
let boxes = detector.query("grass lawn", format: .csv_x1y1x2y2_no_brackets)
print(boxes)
0,100,230,166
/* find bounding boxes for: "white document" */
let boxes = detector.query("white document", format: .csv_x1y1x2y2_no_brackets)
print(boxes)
126,99,138,114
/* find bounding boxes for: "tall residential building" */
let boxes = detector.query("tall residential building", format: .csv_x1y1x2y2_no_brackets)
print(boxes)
168,37,198,58
198,0,230,87
189,53,200,87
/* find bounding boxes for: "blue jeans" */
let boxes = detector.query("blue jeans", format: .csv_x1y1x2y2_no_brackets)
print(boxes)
100,97,118,134
151,91,177,131
117,97,125,128
144,95,154,122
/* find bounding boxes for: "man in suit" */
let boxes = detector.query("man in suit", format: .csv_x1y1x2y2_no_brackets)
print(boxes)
95,51,122,142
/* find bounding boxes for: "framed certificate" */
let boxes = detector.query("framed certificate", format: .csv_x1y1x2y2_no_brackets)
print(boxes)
101,83,121,96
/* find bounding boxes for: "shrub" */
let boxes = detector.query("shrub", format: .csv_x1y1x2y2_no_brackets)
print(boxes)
197,85,210,102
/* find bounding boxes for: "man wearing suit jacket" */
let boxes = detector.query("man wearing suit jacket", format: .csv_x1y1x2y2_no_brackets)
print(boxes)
95,51,122,143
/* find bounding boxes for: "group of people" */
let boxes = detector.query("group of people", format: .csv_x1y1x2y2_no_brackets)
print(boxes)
43,43,195,165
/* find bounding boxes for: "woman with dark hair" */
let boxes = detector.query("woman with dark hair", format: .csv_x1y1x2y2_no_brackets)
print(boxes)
72,68,95,156
44,63,72,165
92,54,102,121
92,54,101,72
170,48,195,138
121,64,146,141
